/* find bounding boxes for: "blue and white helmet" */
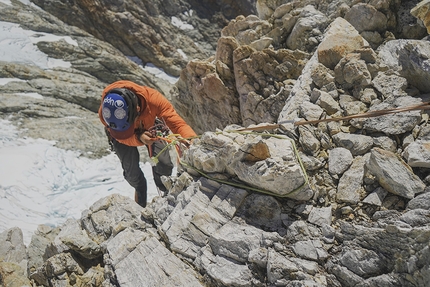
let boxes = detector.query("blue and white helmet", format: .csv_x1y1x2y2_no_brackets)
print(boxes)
102,92,130,132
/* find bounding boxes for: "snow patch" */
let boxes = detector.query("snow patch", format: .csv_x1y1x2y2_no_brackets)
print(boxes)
127,56,179,84
0,21,74,69
0,119,158,245
171,16,194,30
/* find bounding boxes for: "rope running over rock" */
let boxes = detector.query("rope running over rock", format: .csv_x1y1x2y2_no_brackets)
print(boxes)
236,101,430,132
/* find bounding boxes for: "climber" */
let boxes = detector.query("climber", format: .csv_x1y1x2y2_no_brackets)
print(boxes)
98,80,197,208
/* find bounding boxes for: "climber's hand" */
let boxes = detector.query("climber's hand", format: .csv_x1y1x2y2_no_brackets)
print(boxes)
181,138,194,148
139,131,157,146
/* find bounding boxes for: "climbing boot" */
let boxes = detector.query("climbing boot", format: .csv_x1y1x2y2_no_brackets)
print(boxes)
134,189,147,208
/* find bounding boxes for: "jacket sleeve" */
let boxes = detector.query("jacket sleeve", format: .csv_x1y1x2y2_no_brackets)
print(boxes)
149,88,197,139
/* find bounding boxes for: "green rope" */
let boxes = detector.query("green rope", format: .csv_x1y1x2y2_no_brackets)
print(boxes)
151,130,311,198
179,160,309,198
150,139,178,165
224,129,310,190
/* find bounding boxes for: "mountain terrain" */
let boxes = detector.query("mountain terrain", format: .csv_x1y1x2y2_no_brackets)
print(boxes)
1,0,430,286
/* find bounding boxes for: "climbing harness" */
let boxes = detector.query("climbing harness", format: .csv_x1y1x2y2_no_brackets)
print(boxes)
149,133,191,165
148,118,170,138
147,118,193,165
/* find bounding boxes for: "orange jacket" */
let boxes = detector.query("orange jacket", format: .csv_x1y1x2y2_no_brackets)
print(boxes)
98,80,196,146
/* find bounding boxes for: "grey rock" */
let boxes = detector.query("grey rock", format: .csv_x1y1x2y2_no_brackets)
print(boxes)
287,220,321,242
109,235,204,287
356,274,404,287
44,252,84,278
332,132,373,156
359,87,378,104
372,135,398,153
53,218,101,259
286,5,329,51
236,193,283,231
317,90,342,115
335,53,372,89
328,147,353,175
367,148,426,199
196,246,254,287
160,182,248,260
307,206,332,227
0,227,27,268
407,191,430,210
81,194,148,243
339,94,368,118
299,101,324,121
248,247,268,267
399,209,430,227
344,3,387,33
326,261,364,287
362,187,388,206
0,227,28,284
337,155,367,204
299,125,321,155
339,248,386,277
267,249,299,284
233,137,312,200
377,39,430,93
209,221,263,263
321,224,335,244
403,140,430,168
334,219,430,286
362,95,423,134
299,152,326,171
277,50,318,131
30,0,220,78
184,131,312,200
249,36,273,50
27,225,61,276
292,239,329,261
371,72,409,99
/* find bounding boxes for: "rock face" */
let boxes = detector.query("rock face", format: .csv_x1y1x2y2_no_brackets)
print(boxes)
183,129,313,200
30,0,256,77
1,0,430,286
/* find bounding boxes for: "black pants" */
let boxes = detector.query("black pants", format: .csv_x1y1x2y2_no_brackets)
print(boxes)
111,138,174,205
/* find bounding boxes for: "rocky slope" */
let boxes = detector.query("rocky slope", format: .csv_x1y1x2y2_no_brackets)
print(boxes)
0,0,255,158
1,0,430,287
